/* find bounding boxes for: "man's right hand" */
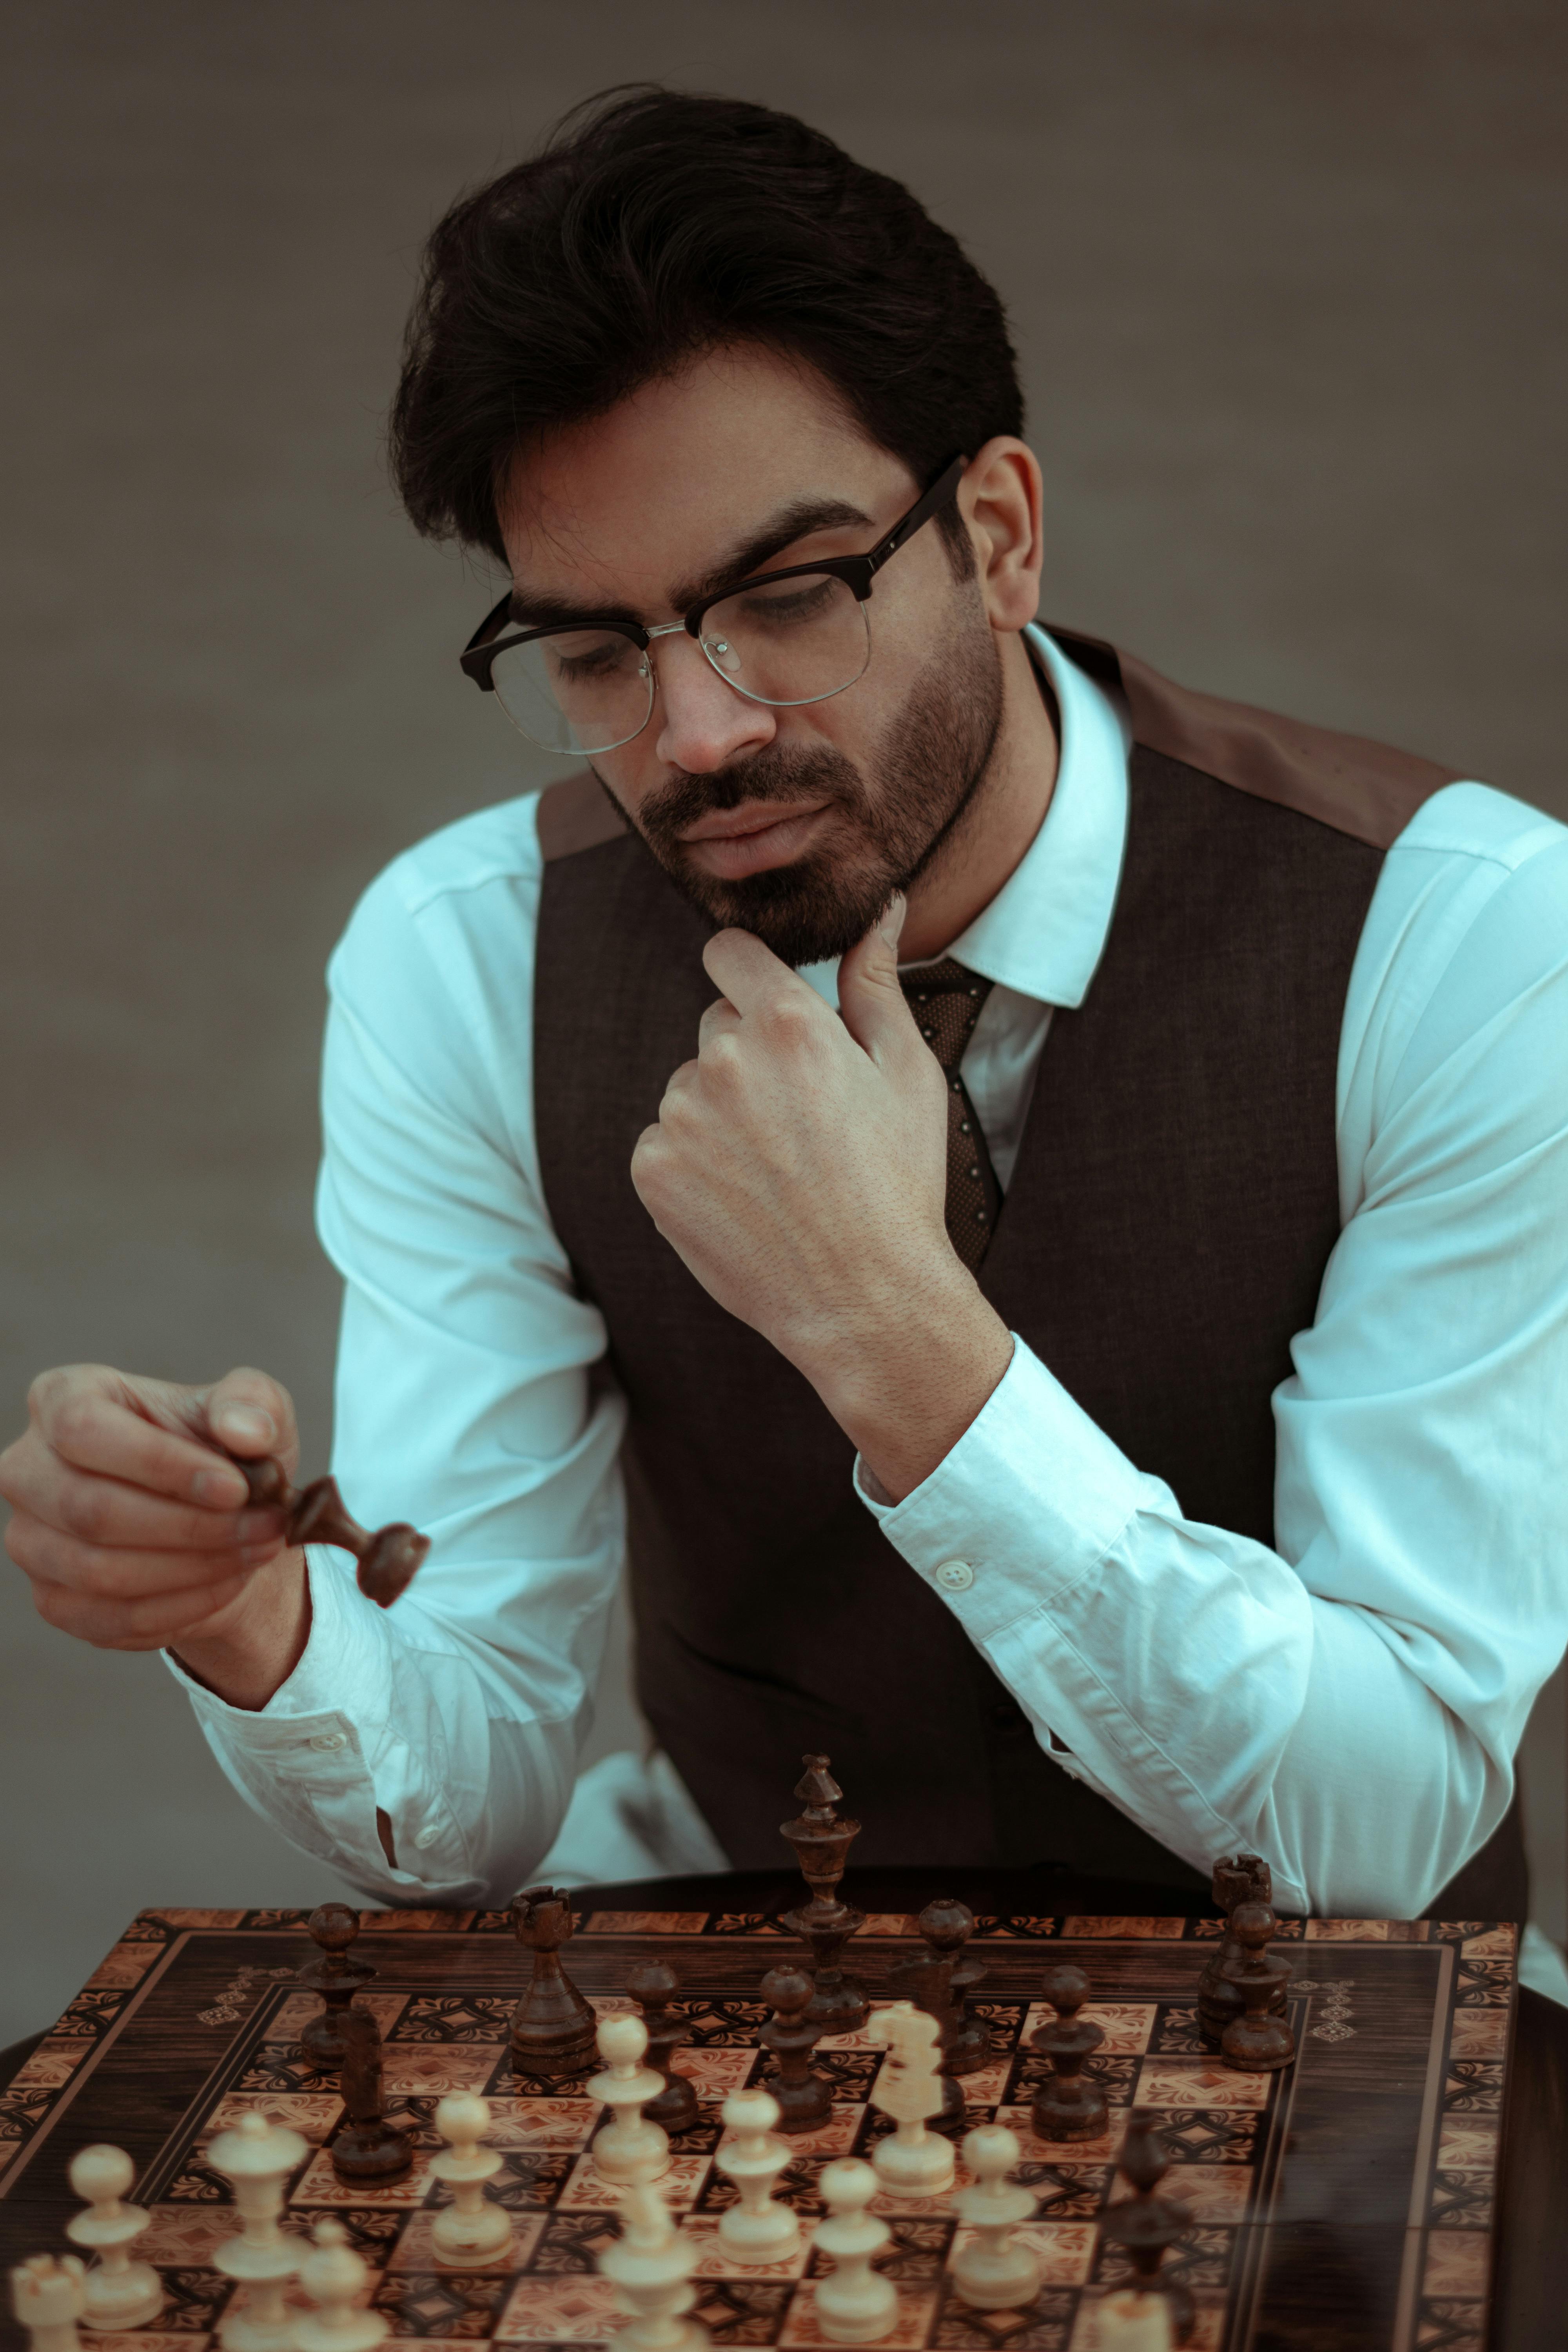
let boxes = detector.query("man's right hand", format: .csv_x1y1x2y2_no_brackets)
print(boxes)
0,1363,312,1707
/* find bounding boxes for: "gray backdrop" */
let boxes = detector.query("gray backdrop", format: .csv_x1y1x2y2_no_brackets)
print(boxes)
2,0,1564,2046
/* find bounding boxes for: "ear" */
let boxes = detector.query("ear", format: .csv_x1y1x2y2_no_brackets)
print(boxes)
956,439,1044,635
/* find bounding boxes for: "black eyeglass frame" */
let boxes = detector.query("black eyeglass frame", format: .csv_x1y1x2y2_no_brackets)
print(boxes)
458,453,967,696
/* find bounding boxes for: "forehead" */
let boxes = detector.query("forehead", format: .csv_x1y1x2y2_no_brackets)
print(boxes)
495,346,916,606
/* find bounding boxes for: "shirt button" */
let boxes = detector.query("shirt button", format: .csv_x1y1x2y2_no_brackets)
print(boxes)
309,1732,348,1753
413,1823,441,1851
935,1559,975,1592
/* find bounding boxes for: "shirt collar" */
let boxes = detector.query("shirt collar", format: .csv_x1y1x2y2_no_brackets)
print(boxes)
799,622,1130,1013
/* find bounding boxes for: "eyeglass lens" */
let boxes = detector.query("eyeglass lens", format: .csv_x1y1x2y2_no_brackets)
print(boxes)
488,571,872,756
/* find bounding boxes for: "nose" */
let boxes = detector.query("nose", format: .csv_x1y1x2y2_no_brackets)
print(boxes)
649,630,777,773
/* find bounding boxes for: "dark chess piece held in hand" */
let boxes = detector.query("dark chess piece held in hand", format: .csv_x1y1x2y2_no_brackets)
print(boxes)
331,2005,413,2183
1099,2109,1195,2344
296,1902,376,2073
887,1899,974,2136
1199,1853,1288,2046
236,1454,429,1609
1220,1903,1296,2073
626,1959,701,2134
778,1755,869,2035
760,1963,834,2133
510,1887,599,2078
1029,1965,1108,2143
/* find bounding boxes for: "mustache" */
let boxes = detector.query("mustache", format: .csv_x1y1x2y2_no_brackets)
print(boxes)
636,745,866,846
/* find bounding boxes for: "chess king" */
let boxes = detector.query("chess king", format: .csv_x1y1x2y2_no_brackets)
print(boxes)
4,91,1566,1926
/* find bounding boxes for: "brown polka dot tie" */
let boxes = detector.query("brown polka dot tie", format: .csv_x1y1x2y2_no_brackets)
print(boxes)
900,958,1002,1271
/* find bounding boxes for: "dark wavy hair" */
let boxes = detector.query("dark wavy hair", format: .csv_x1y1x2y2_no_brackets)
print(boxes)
388,86,1023,568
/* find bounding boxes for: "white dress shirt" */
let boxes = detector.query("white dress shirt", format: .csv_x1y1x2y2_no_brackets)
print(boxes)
168,626,1568,1922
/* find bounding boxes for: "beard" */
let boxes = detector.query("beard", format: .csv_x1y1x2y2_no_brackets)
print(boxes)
595,612,1006,967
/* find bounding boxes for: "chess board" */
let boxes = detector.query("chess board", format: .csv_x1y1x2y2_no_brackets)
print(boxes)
0,1907,1518,2352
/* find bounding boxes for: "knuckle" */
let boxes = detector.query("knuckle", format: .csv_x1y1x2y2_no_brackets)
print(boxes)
60,1480,112,1543
50,1394,104,1459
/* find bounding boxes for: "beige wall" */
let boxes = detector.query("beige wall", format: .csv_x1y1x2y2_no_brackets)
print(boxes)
2,0,1565,2043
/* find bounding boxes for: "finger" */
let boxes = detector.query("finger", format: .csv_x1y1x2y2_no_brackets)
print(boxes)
200,1366,299,1472
837,893,924,1065
697,995,741,1049
4,1448,284,1553
701,928,824,1019
7,1513,278,1602
29,1368,254,1508
28,1566,259,1653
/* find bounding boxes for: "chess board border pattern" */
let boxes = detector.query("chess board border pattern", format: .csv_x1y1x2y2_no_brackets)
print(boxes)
0,1906,1518,2352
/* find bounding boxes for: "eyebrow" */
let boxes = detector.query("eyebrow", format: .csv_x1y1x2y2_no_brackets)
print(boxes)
506,494,875,632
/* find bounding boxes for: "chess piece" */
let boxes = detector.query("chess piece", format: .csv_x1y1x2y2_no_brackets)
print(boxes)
236,1455,428,1609
510,1886,598,2078
10,2254,87,2352
628,1960,701,2134
209,2107,310,2352
1098,2111,1193,2345
292,2219,388,2352
778,1755,868,2034
867,2001,954,2197
1220,1904,1295,2073
589,2014,671,2186
812,2158,897,2344
297,1902,376,2073
430,2093,514,2267
1029,1965,1108,2143
65,2144,162,2330
918,1898,991,2074
887,1900,970,2134
597,2181,707,2352
1198,1855,1286,2046
715,2087,800,2264
951,2124,1040,2311
759,1964,833,2134
1094,2289,1174,2350
332,2005,414,2182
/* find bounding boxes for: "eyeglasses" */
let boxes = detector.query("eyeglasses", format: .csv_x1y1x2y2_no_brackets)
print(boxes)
459,454,966,758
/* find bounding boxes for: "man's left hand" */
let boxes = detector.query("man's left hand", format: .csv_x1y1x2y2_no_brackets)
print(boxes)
630,898,1013,1498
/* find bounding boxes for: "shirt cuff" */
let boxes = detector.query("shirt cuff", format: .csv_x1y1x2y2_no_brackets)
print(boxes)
162,1544,395,1757
853,1336,1146,1642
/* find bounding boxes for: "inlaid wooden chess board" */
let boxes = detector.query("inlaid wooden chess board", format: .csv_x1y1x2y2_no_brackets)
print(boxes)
0,1908,1517,2352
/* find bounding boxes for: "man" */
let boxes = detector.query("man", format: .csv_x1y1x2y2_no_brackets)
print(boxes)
5,89,1566,1922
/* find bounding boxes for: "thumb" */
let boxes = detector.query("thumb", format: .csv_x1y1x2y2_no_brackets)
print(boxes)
837,892,918,1064
199,1367,300,1476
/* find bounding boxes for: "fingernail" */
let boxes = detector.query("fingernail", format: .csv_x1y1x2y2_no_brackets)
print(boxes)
218,1404,275,1446
193,1465,248,1506
237,1509,283,1545
240,1542,280,1568
878,892,907,949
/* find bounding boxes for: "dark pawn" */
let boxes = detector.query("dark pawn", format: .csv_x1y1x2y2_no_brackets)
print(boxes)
888,1902,969,2135
916,1898,991,2075
779,1756,869,2035
627,1959,700,2134
1220,1903,1296,2073
297,1902,376,2073
1099,2109,1194,2344
759,1963,833,2133
510,1886,598,2078
1199,1854,1286,2046
331,2005,413,2182
1029,1965,1107,2143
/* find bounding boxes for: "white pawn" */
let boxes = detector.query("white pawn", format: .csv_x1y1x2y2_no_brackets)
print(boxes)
812,2160,897,2345
950,2125,1039,2311
429,2093,513,2268
11,2254,88,2352
867,2003,953,2198
292,2219,388,2352
65,2145,162,2330
715,2088,799,2265
207,2107,310,2352
588,2014,670,2187
597,2181,706,2352
1094,2288,1174,2350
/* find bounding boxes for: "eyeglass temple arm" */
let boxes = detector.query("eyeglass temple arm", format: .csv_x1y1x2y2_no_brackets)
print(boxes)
865,455,967,575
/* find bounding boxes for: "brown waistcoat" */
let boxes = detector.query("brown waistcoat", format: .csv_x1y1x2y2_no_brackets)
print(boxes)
531,628,1527,1920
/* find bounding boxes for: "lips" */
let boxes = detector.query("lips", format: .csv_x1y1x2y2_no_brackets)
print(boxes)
678,801,831,880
